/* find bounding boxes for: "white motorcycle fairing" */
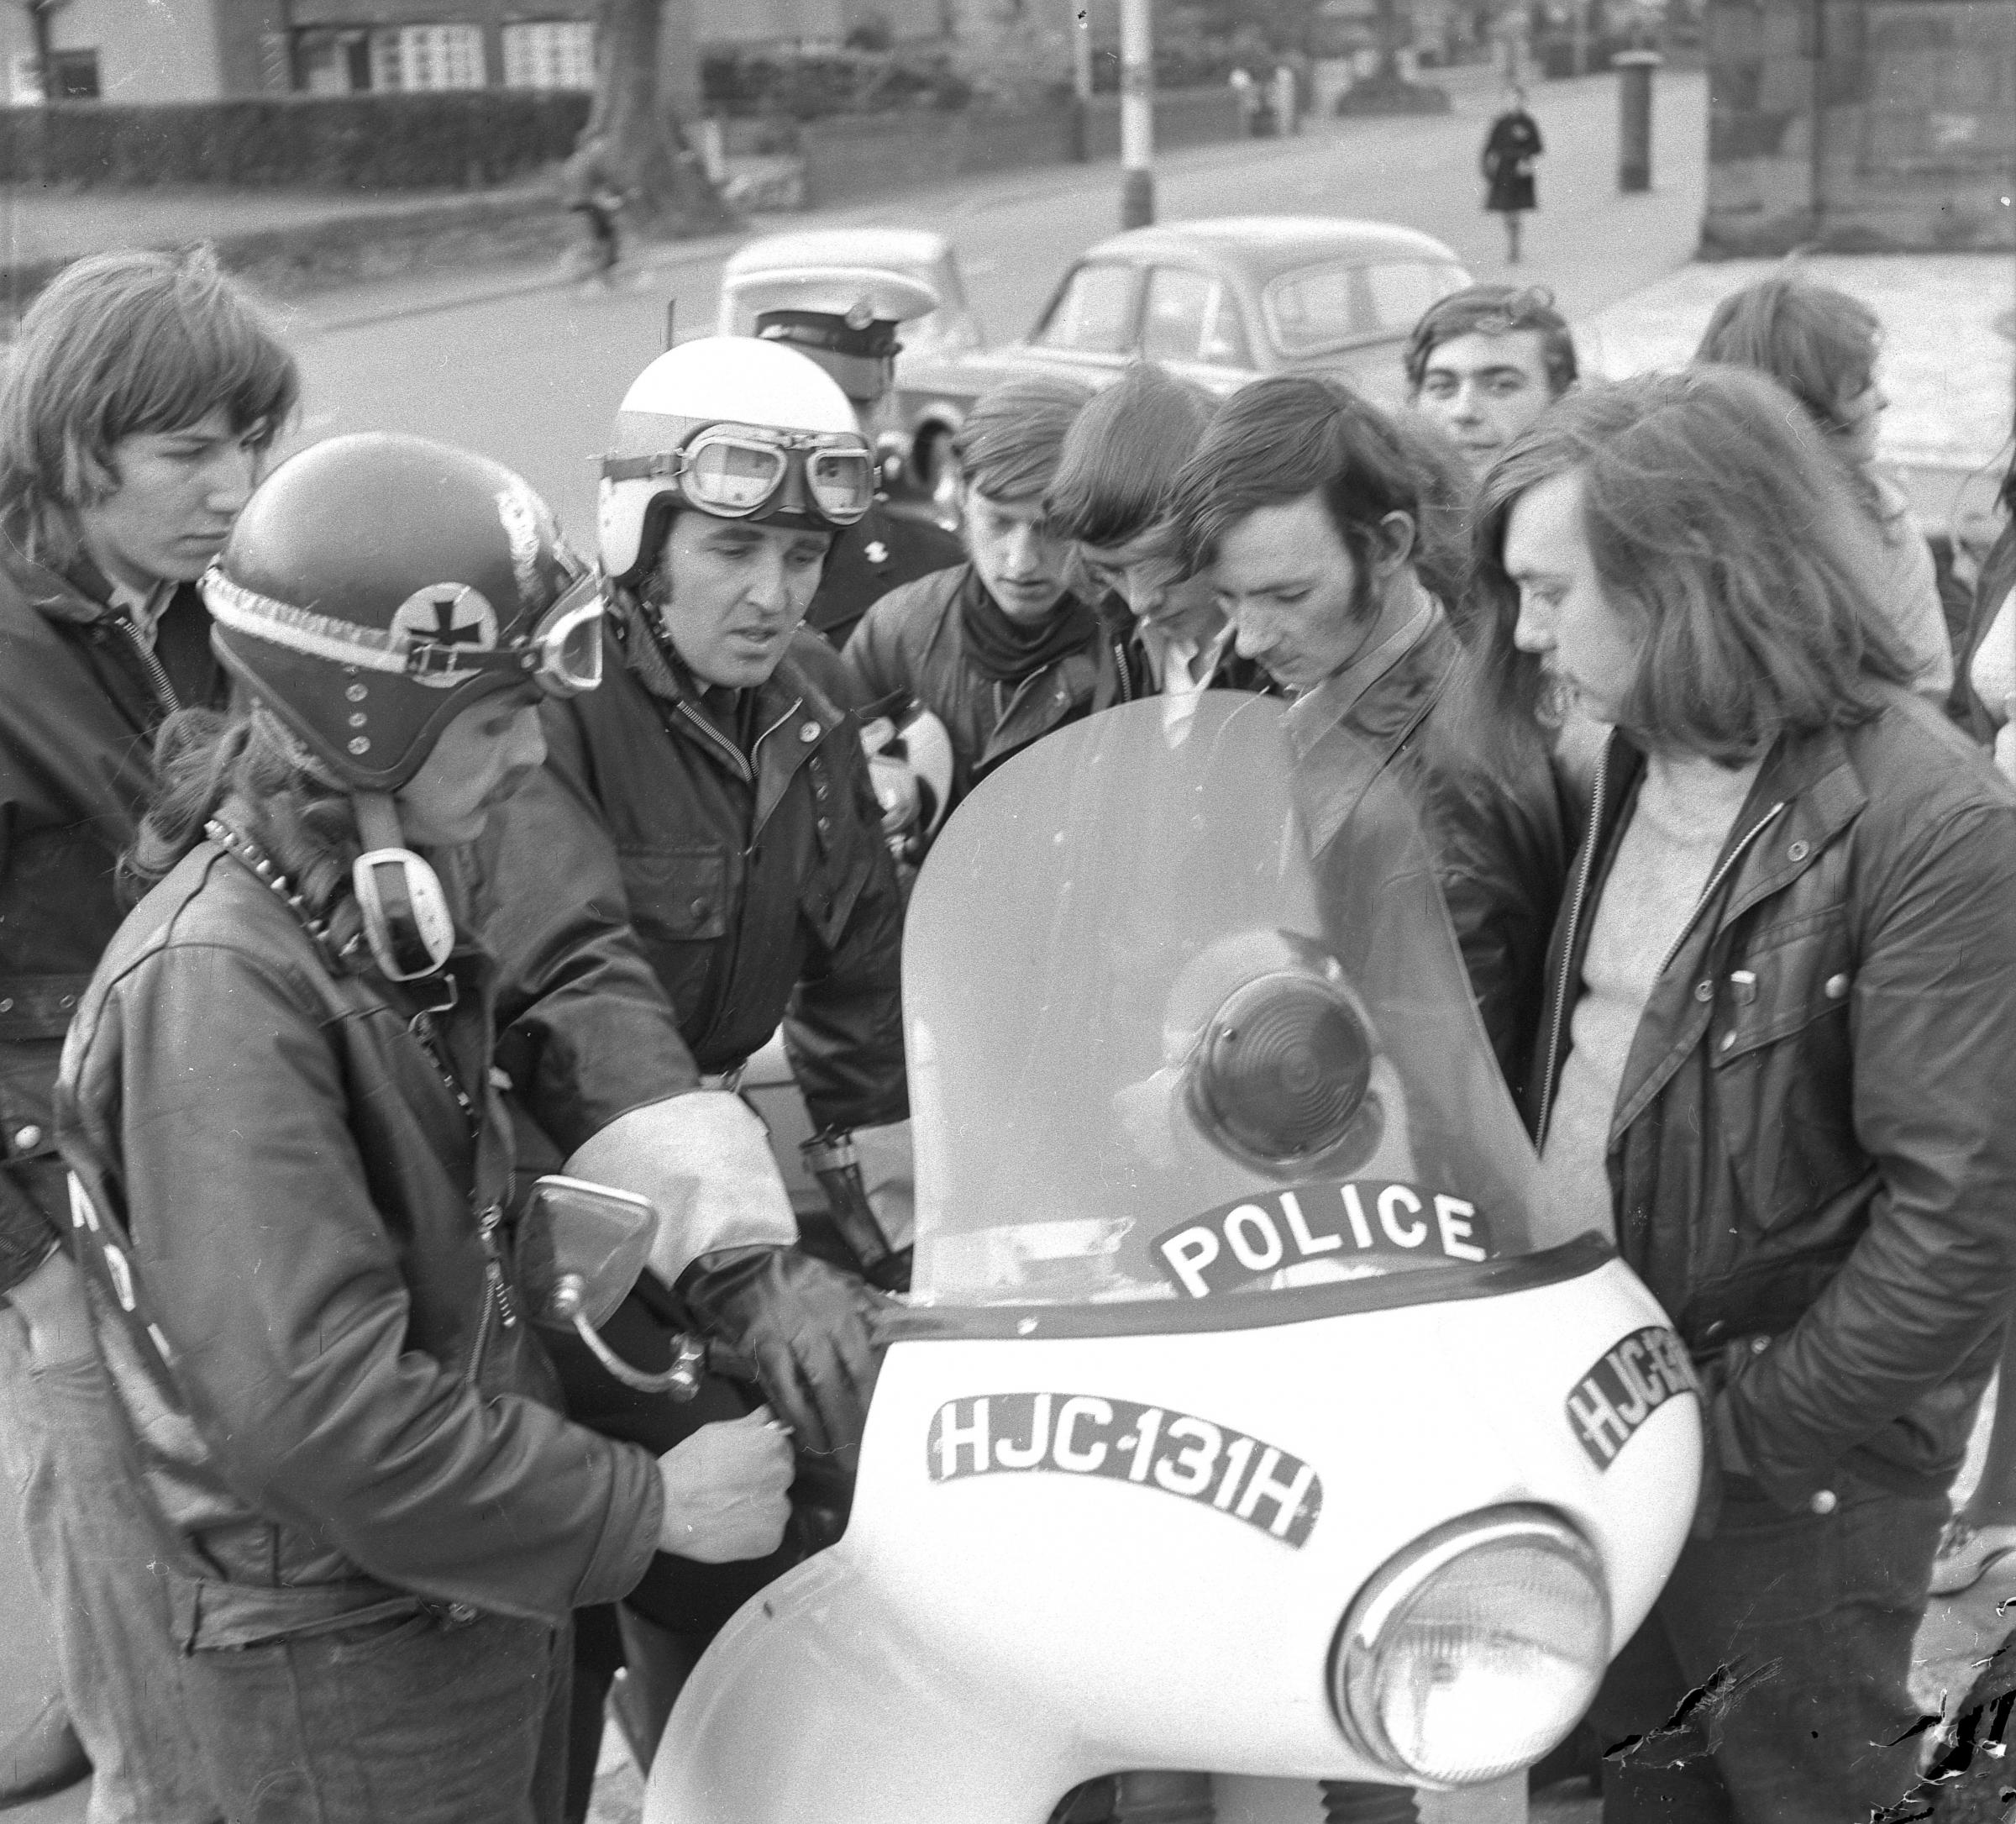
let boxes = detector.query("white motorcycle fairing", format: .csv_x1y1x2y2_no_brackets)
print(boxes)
648,696,1701,1822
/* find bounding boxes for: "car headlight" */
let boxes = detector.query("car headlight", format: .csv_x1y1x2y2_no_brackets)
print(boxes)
1331,1506,1610,1787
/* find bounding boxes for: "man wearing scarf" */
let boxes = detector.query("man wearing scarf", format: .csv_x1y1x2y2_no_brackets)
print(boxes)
843,376,1100,836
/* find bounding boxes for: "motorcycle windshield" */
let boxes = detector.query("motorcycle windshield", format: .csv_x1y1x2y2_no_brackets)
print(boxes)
905,693,1588,1314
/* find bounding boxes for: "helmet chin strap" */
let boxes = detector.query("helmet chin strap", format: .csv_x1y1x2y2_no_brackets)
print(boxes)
351,791,457,981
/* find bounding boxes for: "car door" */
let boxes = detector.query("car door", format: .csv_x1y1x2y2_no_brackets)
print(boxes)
1137,264,1258,399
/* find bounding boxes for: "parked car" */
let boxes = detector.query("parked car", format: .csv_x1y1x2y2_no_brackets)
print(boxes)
891,216,1471,500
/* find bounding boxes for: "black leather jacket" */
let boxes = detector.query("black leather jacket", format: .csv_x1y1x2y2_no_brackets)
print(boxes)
480,610,907,1158
1525,702,2016,1506
841,562,1101,811
0,548,225,1292
1289,605,1567,1102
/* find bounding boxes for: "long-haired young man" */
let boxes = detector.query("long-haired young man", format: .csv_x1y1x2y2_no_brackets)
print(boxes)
1474,365,2016,1819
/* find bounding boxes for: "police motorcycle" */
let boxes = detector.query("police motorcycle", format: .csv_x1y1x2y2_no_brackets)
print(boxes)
643,691,1701,1823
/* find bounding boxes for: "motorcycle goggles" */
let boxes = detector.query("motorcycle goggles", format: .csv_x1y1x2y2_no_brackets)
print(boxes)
603,423,874,528
203,562,605,700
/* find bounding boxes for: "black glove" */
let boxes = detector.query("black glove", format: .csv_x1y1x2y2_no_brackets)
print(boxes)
676,1245,880,1459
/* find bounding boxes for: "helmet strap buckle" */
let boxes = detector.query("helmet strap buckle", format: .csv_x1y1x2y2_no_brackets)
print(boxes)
352,792,456,982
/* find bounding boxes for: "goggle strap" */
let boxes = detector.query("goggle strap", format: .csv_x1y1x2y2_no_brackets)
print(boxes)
206,568,559,686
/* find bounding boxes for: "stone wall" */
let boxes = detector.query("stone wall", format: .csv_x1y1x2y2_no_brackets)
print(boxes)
1704,0,2014,255
799,86,1246,209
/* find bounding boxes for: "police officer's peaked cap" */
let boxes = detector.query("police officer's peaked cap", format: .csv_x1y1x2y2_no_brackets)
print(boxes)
729,265,942,360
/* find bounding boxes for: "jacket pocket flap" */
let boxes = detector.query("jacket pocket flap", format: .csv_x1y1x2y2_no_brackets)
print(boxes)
0,974,92,1042
618,847,731,943
1708,909,1851,1067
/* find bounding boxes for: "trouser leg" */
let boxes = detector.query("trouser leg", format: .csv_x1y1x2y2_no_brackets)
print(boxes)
0,1249,220,1824
179,1609,566,1824
1591,1479,1940,1824
563,1606,622,1824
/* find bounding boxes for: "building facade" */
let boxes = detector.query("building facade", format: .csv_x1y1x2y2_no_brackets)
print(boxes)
1,0,938,106
1704,0,2014,252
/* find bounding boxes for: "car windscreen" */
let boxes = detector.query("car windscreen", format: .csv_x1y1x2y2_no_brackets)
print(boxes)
1263,260,1470,357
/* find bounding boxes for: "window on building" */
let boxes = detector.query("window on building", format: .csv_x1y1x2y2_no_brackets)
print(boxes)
502,21,597,91
295,29,371,94
47,49,100,99
370,24,486,92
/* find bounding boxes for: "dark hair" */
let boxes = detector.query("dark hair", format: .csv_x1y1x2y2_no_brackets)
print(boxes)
126,705,367,962
0,245,299,571
1404,284,1578,398
1044,363,1215,549
1467,367,1917,765
1380,409,1477,624
1692,274,1879,439
951,373,1095,502
1172,375,1420,586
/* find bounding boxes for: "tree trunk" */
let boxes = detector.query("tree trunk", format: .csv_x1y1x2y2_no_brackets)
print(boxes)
588,0,735,239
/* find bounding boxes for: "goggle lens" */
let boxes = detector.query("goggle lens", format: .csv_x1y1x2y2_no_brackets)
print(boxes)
806,449,874,524
685,435,790,516
533,571,606,697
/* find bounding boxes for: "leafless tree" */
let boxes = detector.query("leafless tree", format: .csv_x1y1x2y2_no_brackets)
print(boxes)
584,0,735,238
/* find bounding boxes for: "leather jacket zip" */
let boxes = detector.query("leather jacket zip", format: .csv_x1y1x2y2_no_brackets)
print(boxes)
1651,801,1787,980
113,614,182,721
1535,759,1606,1146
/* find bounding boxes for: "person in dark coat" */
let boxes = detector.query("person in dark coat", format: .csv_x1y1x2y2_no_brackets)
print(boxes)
1481,86,1543,263
719,262,965,649
477,335,910,1811
842,372,1100,850
0,246,297,1820
1477,367,2016,1821
56,433,793,1824
1172,373,1566,1105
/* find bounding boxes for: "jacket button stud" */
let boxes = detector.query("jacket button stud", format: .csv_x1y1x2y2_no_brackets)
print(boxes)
446,1602,477,1623
1749,1334,1771,1354
58,996,74,1010
1694,980,1713,1002
1824,973,1849,999
349,737,370,755
1719,1031,1736,1051
1788,839,1810,862
13,1126,41,1150
689,898,708,919
1809,1490,1836,1516
799,722,820,744
0,999,11,1013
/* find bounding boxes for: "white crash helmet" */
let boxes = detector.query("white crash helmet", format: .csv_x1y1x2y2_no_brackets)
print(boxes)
598,336,874,585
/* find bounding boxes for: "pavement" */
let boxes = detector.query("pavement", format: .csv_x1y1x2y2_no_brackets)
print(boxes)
1583,252,2016,540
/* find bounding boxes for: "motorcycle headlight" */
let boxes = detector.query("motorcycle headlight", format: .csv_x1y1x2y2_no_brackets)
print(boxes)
1332,1507,1610,1787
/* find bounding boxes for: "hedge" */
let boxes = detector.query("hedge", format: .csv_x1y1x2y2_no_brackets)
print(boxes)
0,90,593,190
701,45,973,119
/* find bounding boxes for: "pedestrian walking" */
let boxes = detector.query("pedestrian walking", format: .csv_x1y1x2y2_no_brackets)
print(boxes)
55,432,795,1823
1922,424,2016,1596
1694,272,1955,702
1480,86,1543,264
0,245,297,1822
1473,367,2016,1820
842,373,1100,852
560,132,627,283
1173,374,1566,1103
476,335,908,1808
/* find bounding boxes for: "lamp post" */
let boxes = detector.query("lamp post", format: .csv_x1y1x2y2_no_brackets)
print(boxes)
1614,48,1659,192
1118,0,1152,228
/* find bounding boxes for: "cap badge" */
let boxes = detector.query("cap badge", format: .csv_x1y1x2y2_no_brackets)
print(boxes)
844,299,876,330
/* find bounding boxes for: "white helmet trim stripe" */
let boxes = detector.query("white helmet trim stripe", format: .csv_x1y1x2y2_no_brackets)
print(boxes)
204,568,512,683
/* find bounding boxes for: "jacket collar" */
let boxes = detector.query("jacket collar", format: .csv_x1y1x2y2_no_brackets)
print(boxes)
2,539,124,627
617,596,846,827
